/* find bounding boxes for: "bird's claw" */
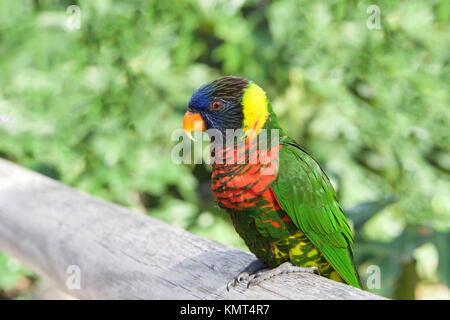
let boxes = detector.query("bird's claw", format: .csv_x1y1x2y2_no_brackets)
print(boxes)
311,266,321,276
244,263,321,289
227,259,267,291
227,262,320,291
227,272,251,291
246,269,274,288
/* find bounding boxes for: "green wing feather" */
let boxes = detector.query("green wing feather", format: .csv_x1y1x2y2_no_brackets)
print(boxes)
271,141,361,288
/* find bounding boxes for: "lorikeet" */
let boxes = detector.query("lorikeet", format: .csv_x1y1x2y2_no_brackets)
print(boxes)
183,76,362,289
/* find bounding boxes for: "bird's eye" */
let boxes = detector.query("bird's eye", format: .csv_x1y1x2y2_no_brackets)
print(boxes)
211,101,222,111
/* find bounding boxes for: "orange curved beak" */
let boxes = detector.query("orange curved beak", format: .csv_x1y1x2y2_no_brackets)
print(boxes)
183,111,206,141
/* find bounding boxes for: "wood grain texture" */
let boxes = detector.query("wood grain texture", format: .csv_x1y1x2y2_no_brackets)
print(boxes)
0,159,385,300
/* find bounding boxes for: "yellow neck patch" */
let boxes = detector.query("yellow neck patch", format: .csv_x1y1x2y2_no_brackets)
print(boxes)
241,83,269,136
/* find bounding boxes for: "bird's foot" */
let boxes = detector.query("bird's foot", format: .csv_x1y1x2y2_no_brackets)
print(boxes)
246,262,321,288
227,259,267,291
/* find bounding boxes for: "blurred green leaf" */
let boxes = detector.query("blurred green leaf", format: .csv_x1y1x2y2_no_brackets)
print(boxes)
432,232,450,287
392,260,420,300
345,195,398,229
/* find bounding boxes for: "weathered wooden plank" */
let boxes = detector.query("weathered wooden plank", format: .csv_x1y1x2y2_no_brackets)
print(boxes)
0,158,385,299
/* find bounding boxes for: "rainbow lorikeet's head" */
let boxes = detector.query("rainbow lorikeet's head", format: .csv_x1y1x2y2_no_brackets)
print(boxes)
184,76,270,139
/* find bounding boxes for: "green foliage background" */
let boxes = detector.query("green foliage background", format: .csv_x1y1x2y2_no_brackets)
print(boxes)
0,0,448,299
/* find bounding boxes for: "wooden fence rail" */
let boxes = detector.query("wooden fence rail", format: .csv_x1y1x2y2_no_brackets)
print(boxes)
0,159,384,299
